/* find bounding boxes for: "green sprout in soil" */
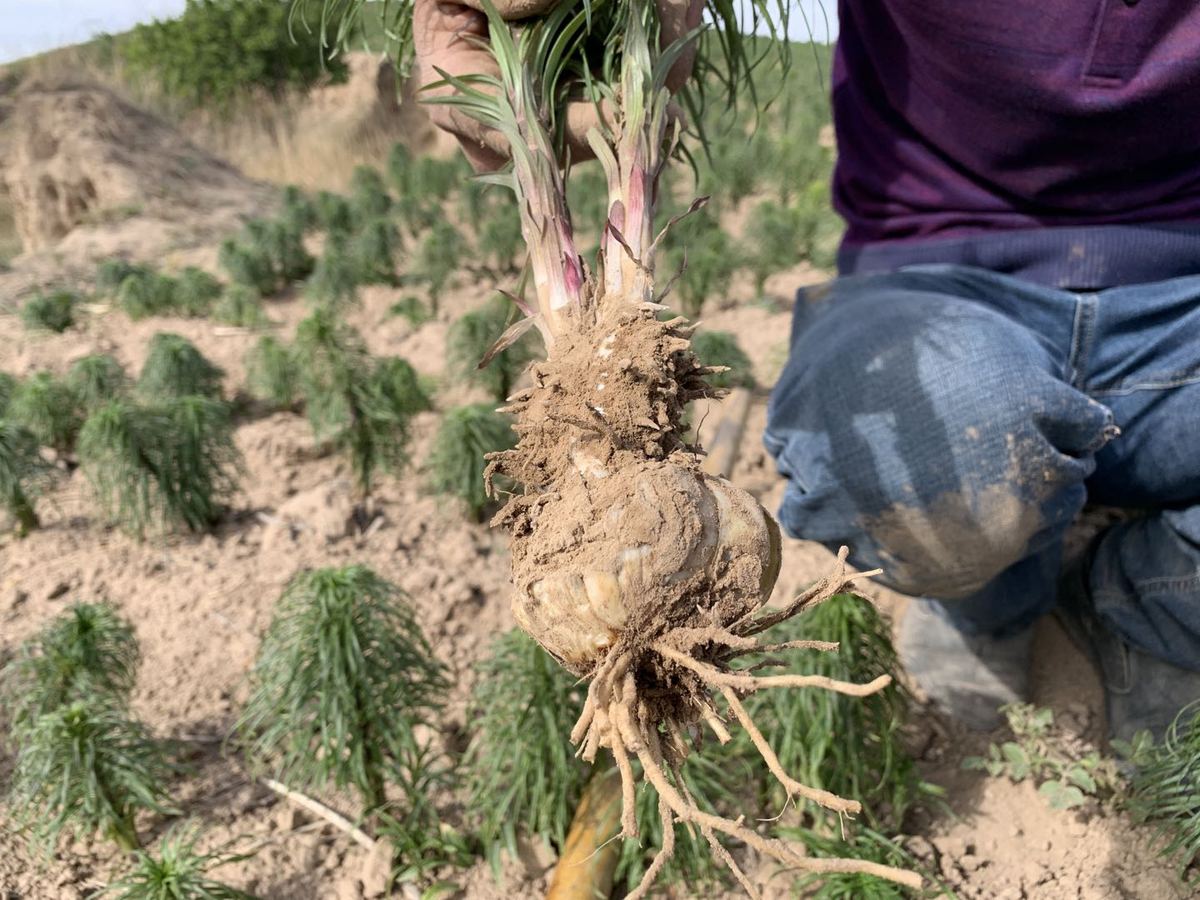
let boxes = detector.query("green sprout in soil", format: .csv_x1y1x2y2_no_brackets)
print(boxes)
0,601,140,738
218,238,275,296
7,699,176,851
9,371,82,454
281,185,317,234
965,703,1122,811
690,329,755,390
446,295,538,402
244,336,301,410
306,232,360,308
0,419,52,536
68,354,130,407
137,333,225,400
314,190,355,235
117,270,180,320
294,308,414,494
0,370,17,414
387,295,432,327
213,284,270,328
1122,703,1200,878
78,396,241,537
97,259,143,297
413,221,466,314
427,404,516,520
21,288,78,333
788,827,941,900
349,165,392,221
235,565,447,813
352,217,401,286
100,823,257,900
465,629,588,870
175,267,223,317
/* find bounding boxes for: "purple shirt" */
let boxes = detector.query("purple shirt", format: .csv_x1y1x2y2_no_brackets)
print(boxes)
833,2,1200,288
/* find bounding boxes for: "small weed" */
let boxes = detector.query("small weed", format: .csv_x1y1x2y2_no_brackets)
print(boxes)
1121,703,1200,877
68,354,130,407
964,703,1122,810
213,284,269,328
235,566,447,812
387,295,431,327
0,419,52,536
446,295,538,402
175,267,222,317
97,259,143,296
9,372,82,454
788,827,947,899
100,823,257,899
690,329,755,390
21,289,78,333
426,404,515,520
245,336,301,410
137,333,225,400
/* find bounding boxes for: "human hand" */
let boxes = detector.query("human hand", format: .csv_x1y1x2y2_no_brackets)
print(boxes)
413,0,703,171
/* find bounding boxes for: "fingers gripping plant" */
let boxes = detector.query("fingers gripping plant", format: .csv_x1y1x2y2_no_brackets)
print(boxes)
235,566,447,814
0,419,52,536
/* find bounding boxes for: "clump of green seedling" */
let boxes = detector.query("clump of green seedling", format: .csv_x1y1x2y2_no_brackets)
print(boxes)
352,217,400,286
314,190,355,235
68,354,130,407
787,827,940,900
7,699,176,851
372,356,432,418
235,566,447,813
349,165,392,221
690,329,755,390
219,238,275,296
743,200,807,297
137,333,225,400
244,336,301,410
117,269,179,320
96,259,143,296
175,267,222,317
387,146,465,234
465,629,588,870
0,419,52,536
0,601,139,738
662,210,736,319
9,371,82,454
255,218,314,284
281,184,317,234
100,823,257,900
0,370,17,413
413,221,466,313
21,288,78,333
387,295,432,327
965,703,1121,811
426,404,515,520
213,284,269,328
446,295,538,402
294,308,418,494
78,396,241,536
306,232,359,308
474,190,525,274
1121,704,1200,878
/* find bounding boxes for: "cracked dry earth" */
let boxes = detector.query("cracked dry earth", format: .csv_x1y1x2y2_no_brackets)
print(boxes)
0,263,1189,899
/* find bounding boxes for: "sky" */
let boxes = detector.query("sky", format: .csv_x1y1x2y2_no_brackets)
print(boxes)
0,0,837,66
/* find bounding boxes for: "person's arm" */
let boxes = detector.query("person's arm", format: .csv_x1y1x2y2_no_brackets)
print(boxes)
413,0,702,170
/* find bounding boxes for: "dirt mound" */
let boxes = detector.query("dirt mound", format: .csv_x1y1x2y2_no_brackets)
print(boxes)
2,81,272,259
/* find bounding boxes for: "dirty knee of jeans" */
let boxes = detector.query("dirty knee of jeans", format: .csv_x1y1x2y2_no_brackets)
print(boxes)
861,484,1044,599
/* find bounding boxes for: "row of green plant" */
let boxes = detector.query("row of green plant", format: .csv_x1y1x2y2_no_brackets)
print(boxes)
0,573,931,898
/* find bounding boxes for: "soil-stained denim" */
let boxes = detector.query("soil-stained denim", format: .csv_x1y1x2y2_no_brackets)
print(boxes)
765,264,1200,670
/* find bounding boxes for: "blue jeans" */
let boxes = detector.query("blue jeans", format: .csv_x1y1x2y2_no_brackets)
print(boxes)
764,264,1200,671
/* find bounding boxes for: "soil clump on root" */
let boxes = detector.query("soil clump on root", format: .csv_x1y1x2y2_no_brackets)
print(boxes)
487,309,921,897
